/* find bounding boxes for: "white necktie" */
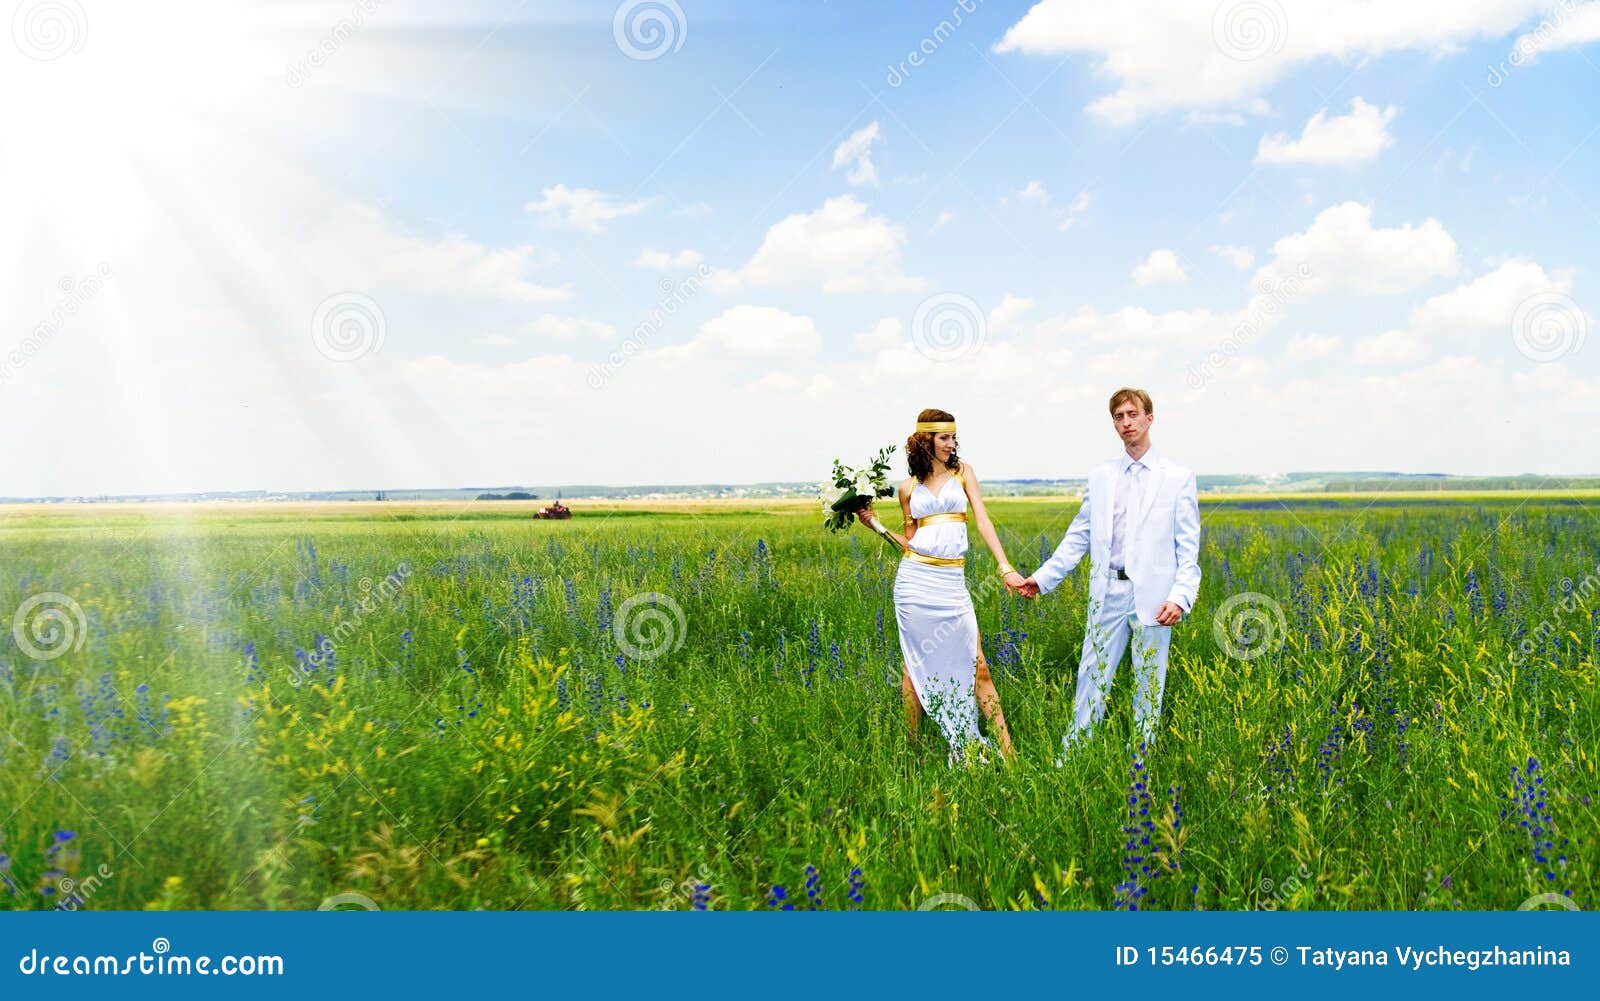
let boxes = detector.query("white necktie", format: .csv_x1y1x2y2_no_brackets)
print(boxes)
1114,461,1144,570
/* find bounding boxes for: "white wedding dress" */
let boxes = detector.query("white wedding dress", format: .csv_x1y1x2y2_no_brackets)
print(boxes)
892,468,990,761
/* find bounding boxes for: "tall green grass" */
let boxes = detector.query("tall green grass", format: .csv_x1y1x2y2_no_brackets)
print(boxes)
0,498,1594,910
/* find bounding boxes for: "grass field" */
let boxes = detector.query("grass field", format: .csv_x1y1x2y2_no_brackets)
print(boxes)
1,494,1596,911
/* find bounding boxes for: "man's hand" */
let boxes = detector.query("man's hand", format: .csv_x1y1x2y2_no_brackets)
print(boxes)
1155,601,1184,626
1016,576,1041,599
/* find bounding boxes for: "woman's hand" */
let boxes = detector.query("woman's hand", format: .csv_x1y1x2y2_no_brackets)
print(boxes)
856,501,878,529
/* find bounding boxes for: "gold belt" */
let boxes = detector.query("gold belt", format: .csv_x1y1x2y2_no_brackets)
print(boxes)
913,512,967,528
903,549,965,568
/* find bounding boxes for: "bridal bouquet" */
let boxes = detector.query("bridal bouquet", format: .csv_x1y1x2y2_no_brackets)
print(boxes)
819,445,898,532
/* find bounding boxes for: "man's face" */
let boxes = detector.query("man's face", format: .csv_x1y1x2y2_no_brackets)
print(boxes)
1111,399,1153,446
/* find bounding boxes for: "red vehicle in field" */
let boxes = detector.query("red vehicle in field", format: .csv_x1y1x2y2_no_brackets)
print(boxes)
535,499,571,520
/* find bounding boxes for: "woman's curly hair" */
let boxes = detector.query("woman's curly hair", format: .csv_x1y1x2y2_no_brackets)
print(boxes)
906,408,961,481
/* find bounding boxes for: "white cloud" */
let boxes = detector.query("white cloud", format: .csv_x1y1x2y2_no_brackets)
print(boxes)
1210,244,1255,269
1508,2,1600,56
1354,330,1428,365
930,209,955,233
725,195,924,294
988,294,1036,333
995,1,1553,124
1039,303,1255,345
1285,332,1340,360
303,204,571,302
1058,190,1092,231
1254,202,1458,296
634,248,705,270
1256,98,1399,165
526,184,652,232
852,317,903,352
832,121,882,187
524,315,617,341
475,333,516,347
1347,258,1583,366
1133,249,1189,286
1407,258,1576,334
1016,180,1050,204
691,305,820,358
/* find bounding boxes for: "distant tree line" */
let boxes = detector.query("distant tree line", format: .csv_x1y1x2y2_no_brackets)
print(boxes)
476,491,540,500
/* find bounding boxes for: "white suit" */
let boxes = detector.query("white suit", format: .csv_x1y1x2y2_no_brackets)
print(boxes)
1033,446,1201,744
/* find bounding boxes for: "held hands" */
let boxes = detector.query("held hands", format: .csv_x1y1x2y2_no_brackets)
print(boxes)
1005,573,1040,598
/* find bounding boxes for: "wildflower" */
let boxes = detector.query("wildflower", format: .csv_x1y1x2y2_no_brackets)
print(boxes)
805,864,825,910
765,885,794,911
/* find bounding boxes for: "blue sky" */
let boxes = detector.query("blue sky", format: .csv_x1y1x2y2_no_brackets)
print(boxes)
4,0,1599,495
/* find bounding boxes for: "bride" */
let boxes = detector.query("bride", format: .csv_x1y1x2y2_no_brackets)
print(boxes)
858,409,1020,762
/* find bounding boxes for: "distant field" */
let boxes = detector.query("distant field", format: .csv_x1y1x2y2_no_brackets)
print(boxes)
0,496,1595,910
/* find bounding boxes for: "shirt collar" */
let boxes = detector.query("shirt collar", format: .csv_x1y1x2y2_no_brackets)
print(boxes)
1119,446,1159,471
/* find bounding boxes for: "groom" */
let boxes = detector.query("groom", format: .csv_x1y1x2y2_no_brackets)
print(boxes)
1018,388,1201,752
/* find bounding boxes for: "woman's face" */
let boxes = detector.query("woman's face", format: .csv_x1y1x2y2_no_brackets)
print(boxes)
933,431,956,463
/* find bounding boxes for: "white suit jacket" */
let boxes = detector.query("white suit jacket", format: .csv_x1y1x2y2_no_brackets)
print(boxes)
1032,447,1201,625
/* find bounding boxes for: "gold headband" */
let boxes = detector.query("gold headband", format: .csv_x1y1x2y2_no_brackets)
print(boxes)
914,421,957,434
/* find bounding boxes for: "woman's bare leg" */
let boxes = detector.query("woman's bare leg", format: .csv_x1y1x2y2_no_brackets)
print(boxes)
972,637,1015,760
900,662,923,738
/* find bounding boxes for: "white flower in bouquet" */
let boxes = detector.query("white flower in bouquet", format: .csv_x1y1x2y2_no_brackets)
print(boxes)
819,445,899,535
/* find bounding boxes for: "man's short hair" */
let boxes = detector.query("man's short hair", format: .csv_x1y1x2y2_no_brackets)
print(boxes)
1109,387,1153,415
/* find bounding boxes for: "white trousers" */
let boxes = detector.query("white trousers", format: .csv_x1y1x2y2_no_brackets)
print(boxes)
1064,575,1172,747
